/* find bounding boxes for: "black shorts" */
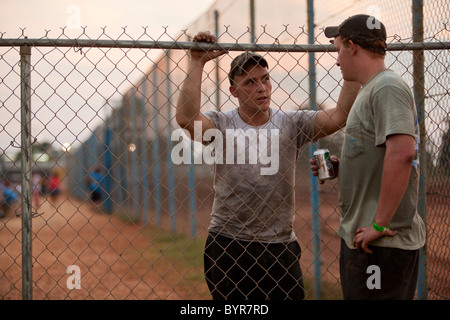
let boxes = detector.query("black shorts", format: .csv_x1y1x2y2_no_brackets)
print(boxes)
204,233,305,300
339,239,420,300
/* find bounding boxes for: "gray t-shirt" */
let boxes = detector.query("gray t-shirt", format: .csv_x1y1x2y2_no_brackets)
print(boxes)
338,70,426,250
204,107,317,243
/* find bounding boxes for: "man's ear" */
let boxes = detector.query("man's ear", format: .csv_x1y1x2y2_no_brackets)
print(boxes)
348,40,358,56
230,85,238,97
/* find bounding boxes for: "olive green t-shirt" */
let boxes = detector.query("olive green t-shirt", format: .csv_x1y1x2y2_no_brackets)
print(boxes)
337,70,426,250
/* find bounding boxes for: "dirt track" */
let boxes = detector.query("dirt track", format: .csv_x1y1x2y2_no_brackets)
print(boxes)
0,174,344,300
0,174,447,300
0,193,212,299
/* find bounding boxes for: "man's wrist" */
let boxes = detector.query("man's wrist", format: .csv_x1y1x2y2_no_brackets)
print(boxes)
190,58,206,66
372,221,390,232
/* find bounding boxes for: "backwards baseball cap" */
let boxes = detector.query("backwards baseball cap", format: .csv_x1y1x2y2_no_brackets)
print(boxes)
229,52,269,85
324,14,387,54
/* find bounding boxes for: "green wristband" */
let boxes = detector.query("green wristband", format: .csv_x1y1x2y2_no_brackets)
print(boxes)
373,222,390,232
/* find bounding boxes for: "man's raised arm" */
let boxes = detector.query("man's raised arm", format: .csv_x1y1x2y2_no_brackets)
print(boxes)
176,31,227,138
312,80,361,140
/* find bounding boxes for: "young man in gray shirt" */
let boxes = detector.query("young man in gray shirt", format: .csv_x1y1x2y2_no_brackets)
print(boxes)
176,31,360,300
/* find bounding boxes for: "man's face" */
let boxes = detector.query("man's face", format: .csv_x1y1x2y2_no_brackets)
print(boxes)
230,64,272,113
333,36,354,81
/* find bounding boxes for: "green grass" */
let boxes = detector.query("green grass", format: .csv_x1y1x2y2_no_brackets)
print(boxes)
139,226,210,298
140,226,344,300
114,210,343,300
302,277,343,300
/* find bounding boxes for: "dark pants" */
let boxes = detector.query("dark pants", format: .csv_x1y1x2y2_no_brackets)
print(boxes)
204,233,305,300
340,239,420,300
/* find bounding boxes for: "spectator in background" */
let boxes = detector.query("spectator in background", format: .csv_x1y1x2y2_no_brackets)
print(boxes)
32,170,42,208
1,180,19,217
41,175,49,197
48,171,61,202
0,182,4,218
87,165,103,208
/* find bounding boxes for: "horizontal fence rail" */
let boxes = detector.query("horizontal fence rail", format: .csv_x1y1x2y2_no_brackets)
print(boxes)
1,38,449,51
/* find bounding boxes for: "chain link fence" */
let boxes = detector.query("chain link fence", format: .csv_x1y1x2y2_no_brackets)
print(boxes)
1,1,449,300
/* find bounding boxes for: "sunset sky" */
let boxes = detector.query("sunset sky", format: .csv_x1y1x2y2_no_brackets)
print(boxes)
0,0,447,155
0,0,216,38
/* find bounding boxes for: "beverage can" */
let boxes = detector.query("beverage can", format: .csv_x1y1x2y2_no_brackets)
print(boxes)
313,149,335,180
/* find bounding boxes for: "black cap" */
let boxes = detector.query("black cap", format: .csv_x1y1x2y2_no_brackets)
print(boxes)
324,14,387,53
229,52,269,85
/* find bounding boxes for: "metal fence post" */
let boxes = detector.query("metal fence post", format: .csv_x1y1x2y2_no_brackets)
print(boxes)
20,44,33,300
130,89,140,221
140,78,150,225
103,124,113,214
249,0,255,44
117,106,127,211
166,50,176,232
412,0,428,300
307,0,322,300
152,68,162,227
214,10,220,111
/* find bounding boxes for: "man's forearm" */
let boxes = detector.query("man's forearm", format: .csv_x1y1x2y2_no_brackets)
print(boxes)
330,80,361,128
313,80,360,138
336,80,361,117
176,60,205,129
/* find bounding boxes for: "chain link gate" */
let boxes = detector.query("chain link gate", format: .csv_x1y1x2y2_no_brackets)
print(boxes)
1,2,449,301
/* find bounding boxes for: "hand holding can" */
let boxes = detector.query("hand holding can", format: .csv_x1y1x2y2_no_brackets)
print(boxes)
310,149,339,183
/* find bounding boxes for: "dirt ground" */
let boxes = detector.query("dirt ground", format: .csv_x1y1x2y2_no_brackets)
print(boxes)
0,172,447,300
0,194,209,300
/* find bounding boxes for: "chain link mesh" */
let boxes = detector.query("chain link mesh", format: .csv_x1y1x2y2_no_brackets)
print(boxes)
0,1,449,300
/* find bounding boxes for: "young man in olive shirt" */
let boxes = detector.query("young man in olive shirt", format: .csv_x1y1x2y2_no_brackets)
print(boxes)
312,14,426,299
